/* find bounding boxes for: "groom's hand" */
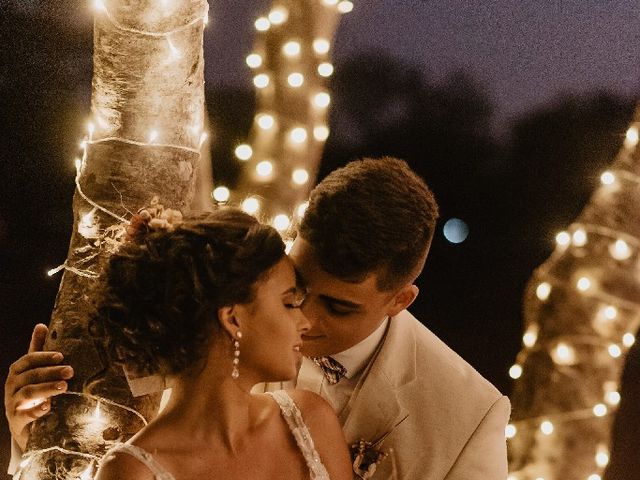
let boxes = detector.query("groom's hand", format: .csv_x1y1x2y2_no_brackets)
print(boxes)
4,324,74,450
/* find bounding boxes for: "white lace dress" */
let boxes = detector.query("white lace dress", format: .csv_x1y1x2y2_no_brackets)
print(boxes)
101,390,330,480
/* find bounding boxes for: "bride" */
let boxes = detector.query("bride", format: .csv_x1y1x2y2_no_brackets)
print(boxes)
94,208,352,480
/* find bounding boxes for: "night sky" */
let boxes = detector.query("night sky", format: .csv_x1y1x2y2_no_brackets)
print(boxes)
1,0,639,474
204,1,640,131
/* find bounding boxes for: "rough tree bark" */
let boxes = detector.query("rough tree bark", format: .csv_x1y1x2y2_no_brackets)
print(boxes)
19,1,207,478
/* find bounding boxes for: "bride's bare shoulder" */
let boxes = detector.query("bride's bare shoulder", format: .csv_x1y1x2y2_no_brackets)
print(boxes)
95,449,156,480
285,389,353,480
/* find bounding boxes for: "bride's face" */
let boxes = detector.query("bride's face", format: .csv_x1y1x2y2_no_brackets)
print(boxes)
234,256,309,382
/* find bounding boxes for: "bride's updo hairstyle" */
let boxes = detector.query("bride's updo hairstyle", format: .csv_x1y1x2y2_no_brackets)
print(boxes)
96,208,285,376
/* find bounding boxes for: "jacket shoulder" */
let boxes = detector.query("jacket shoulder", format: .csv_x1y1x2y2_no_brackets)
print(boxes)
388,310,504,408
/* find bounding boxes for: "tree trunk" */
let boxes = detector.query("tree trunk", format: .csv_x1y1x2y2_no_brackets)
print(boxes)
508,107,640,479
225,0,346,232
19,1,207,478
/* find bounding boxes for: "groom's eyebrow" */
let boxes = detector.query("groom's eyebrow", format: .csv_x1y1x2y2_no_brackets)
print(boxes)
281,287,298,296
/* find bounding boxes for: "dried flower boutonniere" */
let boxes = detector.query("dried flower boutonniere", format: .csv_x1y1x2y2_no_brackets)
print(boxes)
350,439,388,479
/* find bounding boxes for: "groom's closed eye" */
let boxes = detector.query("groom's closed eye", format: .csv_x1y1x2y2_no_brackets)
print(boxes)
320,295,362,315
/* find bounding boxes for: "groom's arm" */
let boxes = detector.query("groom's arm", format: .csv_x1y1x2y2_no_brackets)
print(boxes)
5,324,73,473
444,395,511,480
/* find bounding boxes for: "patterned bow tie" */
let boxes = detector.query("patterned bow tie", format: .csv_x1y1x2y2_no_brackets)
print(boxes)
313,356,347,385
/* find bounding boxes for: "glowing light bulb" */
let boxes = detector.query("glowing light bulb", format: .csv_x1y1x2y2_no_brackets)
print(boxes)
623,332,635,347
313,125,329,141
535,282,551,301
588,475,602,480
609,239,631,260
317,62,334,77
509,364,522,379
323,0,338,5
624,126,639,148
234,144,253,161
292,169,309,185
80,461,94,480
254,73,270,89
505,424,517,439
290,127,308,144
93,401,102,421
94,0,107,13
241,197,260,215
555,231,570,247
552,342,576,365
256,113,275,130
576,276,592,292
273,214,290,231
313,38,330,54
297,201,309,218
167,38,181,59
337,0,354,13
268,7,288,25
572,229,587,246
87,122,95,136
78,208,99,239
313,92,331,108
256,161,273,177
149,130,159,143
75,158,82,172
600,171,616,185
212,186,230,203
288,72,304,87
283,41,301,57
608,344,622,358
523,325,538,348
595,445,609,468
603,305,618,320
605,391,621,406
593,403,608,417
246,53,262,68
255,17,270,31
540,421,554,435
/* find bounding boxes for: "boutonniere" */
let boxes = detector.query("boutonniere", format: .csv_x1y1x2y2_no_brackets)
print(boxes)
350,439,388,479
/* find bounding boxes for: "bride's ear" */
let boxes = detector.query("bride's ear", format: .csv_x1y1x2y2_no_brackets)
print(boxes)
217,306,241,338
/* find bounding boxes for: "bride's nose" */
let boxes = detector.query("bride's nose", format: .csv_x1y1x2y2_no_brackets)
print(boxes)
296,309,311,334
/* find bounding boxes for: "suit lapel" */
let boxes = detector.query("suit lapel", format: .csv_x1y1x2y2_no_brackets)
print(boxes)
340,314,415,446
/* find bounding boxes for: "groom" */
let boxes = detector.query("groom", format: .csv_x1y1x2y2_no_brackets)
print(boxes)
5,157,510,479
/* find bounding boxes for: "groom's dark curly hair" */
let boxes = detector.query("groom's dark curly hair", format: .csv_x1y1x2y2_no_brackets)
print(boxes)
94,208,285,376
299,157,439,291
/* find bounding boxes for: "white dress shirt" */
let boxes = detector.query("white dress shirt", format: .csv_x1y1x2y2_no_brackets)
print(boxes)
296,317,389,414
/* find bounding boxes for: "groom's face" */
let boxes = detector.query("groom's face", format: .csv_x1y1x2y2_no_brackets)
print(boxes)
289,237,402,357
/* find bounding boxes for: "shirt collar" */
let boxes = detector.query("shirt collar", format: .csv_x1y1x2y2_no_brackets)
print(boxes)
331,317,389,379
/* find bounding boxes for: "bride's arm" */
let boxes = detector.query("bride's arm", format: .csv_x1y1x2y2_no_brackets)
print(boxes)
287,389,353,480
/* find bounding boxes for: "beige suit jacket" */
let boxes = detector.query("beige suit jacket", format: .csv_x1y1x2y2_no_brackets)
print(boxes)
261,310,510,480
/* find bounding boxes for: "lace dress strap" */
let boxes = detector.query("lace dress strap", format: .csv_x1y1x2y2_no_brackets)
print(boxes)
267,390,331,480
102,443,176,480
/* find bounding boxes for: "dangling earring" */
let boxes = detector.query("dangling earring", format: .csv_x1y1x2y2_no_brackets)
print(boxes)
231,331,242,379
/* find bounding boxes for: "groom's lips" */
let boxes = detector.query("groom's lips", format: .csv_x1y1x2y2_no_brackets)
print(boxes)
301,334,325,341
